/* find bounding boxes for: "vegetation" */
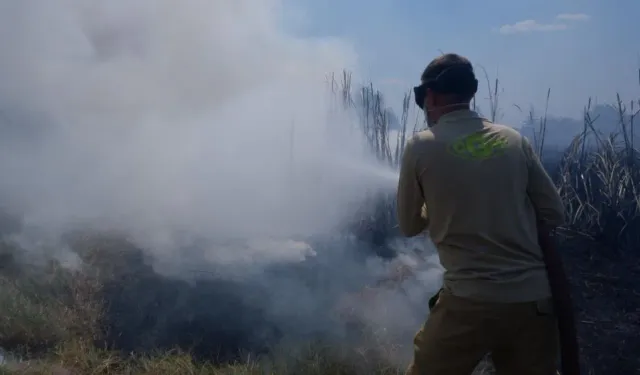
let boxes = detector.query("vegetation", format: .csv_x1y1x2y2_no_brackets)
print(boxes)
0,69,638,374
0,253,407,375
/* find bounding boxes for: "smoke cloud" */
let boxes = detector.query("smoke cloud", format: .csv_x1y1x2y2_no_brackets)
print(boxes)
0,0,441,363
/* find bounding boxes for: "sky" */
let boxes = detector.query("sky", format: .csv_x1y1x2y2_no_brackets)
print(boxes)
286,0,639,124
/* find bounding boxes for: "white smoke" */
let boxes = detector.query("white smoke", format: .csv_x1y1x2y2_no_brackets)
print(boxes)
0,0,441,363
0,0,375,249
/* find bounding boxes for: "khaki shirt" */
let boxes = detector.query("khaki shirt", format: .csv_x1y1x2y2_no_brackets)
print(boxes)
397,110,564,302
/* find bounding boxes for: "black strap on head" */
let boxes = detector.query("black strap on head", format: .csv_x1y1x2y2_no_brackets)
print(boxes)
426,64,478,95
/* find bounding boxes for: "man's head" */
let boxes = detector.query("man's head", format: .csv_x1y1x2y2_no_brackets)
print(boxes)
413,53,478,127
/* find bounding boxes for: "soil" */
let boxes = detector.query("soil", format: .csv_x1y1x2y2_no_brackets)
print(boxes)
560,237,640,375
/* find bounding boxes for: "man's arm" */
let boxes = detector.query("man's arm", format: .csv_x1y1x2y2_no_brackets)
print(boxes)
522,137,565,227
397,138,428,237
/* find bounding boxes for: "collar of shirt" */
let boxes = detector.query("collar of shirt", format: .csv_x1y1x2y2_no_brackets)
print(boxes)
436,109,485,126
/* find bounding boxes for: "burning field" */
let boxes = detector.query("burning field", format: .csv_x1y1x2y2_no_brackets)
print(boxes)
0,2,441,372
0,1,638,374
0,215,445,374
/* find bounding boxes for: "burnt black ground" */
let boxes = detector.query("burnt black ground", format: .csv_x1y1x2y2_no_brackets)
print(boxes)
560,236,640,375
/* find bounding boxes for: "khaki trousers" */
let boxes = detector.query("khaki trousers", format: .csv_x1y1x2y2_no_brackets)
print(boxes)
407,290,559,375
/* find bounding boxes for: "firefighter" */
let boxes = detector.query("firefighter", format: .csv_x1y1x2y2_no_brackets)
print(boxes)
397,53,565,375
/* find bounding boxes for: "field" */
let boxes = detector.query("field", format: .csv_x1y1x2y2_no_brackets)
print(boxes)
0,72,639,375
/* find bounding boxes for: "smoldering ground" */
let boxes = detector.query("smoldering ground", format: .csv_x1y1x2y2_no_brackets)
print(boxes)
0,0,442,365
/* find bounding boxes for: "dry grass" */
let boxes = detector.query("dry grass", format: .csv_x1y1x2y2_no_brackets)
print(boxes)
555,97,640,255
0,256,101,357
0,256,408,375
0,340,406,375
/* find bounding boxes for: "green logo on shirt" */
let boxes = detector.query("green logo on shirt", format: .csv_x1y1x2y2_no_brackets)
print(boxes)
448,132,509,160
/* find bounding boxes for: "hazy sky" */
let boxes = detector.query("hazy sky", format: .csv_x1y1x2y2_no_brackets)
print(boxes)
287,0,639,123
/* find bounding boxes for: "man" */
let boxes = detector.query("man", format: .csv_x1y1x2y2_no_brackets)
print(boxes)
397,53,566,375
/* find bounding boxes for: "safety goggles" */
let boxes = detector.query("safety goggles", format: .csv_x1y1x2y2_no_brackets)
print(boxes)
413,82,429,110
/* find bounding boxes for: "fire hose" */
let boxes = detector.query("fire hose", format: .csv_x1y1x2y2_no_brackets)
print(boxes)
537,224,581,375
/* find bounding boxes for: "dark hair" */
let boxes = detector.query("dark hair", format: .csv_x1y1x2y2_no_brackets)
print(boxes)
418,53,478,103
